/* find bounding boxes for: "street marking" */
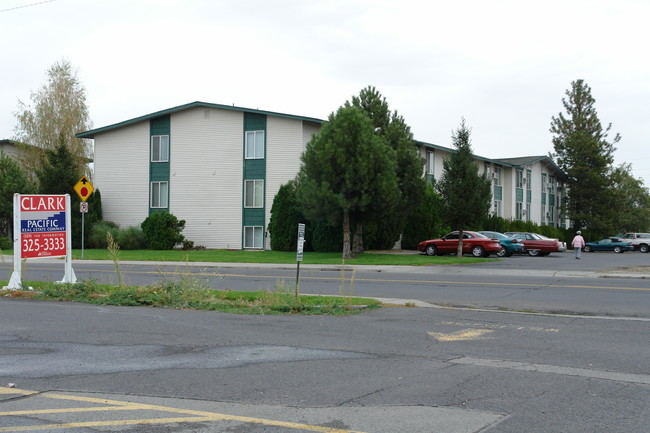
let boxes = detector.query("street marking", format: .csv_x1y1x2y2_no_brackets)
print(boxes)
0,387,368,433
428,328,494,341
450,357,650,385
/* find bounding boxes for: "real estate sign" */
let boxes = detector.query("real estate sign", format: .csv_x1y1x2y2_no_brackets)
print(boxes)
4,194,76,290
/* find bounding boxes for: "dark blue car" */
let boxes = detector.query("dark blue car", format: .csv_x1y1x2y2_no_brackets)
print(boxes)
583,238,633,253
479,231,525,257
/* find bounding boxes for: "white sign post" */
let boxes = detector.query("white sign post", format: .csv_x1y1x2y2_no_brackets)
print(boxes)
4,194,76,290
295,223,306,298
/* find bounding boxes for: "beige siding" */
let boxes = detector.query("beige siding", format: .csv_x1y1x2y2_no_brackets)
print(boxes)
170,108,243,249
302,121,320,152
94,122,150,228
265,117,306,246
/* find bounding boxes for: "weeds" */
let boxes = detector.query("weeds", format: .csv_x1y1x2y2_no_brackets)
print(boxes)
106,232,123,287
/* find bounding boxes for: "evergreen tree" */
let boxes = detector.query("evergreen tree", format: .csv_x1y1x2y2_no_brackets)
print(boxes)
37,138,88,248
0,152,33,244
436,119,492,256
351,86,426,251
550,79,619,233
297,103,400,259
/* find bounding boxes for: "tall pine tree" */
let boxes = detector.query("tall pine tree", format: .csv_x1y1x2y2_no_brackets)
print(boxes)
436,119,492,256
550,79,619,233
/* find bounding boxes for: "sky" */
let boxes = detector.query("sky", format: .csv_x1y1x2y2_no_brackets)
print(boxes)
2,0,649,183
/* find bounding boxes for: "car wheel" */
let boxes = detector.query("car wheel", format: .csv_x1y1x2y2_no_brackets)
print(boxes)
613,246,622,253
471,245,485,257
528,249,541,257
496,246,507,257
584,245,592,252
425,244,437,256
639,244,649,253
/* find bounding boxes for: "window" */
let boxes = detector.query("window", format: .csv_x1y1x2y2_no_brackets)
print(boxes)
151,135,169,162
526,170,532,191
244,226,264,249
493,200,502,217
516,169,523,189
151,181,168,208
245,130,265,159
244,180,264,208
426,150,435,175
493,166,502,186
516,202,523,220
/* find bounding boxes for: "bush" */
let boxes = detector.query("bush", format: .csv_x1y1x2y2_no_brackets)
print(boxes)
87,221,119,249
141,212,186,250
268,181,308,251
116,226,144,250
0,236,11,251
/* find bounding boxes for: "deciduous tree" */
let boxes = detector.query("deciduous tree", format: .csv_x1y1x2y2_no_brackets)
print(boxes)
14,59,92,176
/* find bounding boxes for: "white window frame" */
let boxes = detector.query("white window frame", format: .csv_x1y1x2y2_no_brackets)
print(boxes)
244,226,264,249
245,130,265,159
244,179,264,208
516,169,523,189
150,181,168,208
151,135,169,162
493,166,502,186
516,202,523,220
493,200,502,217
426,150,435,175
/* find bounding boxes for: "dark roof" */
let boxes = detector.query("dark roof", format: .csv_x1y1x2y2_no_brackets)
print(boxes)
494,155,566,178
76,101,325,139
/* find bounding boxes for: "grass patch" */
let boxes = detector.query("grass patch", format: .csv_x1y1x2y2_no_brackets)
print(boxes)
0,279,381,316
57,249,496,265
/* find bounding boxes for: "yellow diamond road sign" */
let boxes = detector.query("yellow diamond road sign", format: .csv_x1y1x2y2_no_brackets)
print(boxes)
74,176,94,202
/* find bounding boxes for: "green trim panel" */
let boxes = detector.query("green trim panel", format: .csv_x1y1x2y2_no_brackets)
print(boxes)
149,115,170,215
493,186,502,201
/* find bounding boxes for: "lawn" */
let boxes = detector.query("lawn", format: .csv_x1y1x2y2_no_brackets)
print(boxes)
63,248,496,265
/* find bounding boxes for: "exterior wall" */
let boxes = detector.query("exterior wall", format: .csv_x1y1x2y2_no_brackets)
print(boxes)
94,122,150,228
169,107,244,249
265,117,308,248
0,141,19,159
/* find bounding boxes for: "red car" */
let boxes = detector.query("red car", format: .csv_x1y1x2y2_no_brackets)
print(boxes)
418,231,502,257
504,232,567,256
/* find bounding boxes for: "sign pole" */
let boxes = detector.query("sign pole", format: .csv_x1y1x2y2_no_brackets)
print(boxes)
295,223,306,299
81,210,85,260
58,194,76,284
6,194,22,290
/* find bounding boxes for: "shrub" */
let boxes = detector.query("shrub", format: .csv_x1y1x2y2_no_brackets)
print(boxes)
87,221,119,249
268,181,308,251
140,212,186,250
0,236,11,251
116,226,144,250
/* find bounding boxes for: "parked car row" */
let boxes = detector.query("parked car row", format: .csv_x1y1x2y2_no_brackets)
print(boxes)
417,231,566,258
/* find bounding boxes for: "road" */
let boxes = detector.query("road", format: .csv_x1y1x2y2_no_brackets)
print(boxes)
3,251,650,317
0,252,649,432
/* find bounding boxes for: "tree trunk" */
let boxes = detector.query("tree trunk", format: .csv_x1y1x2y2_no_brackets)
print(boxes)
352,222,363,256
342,209,351,260
457,229,464,257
